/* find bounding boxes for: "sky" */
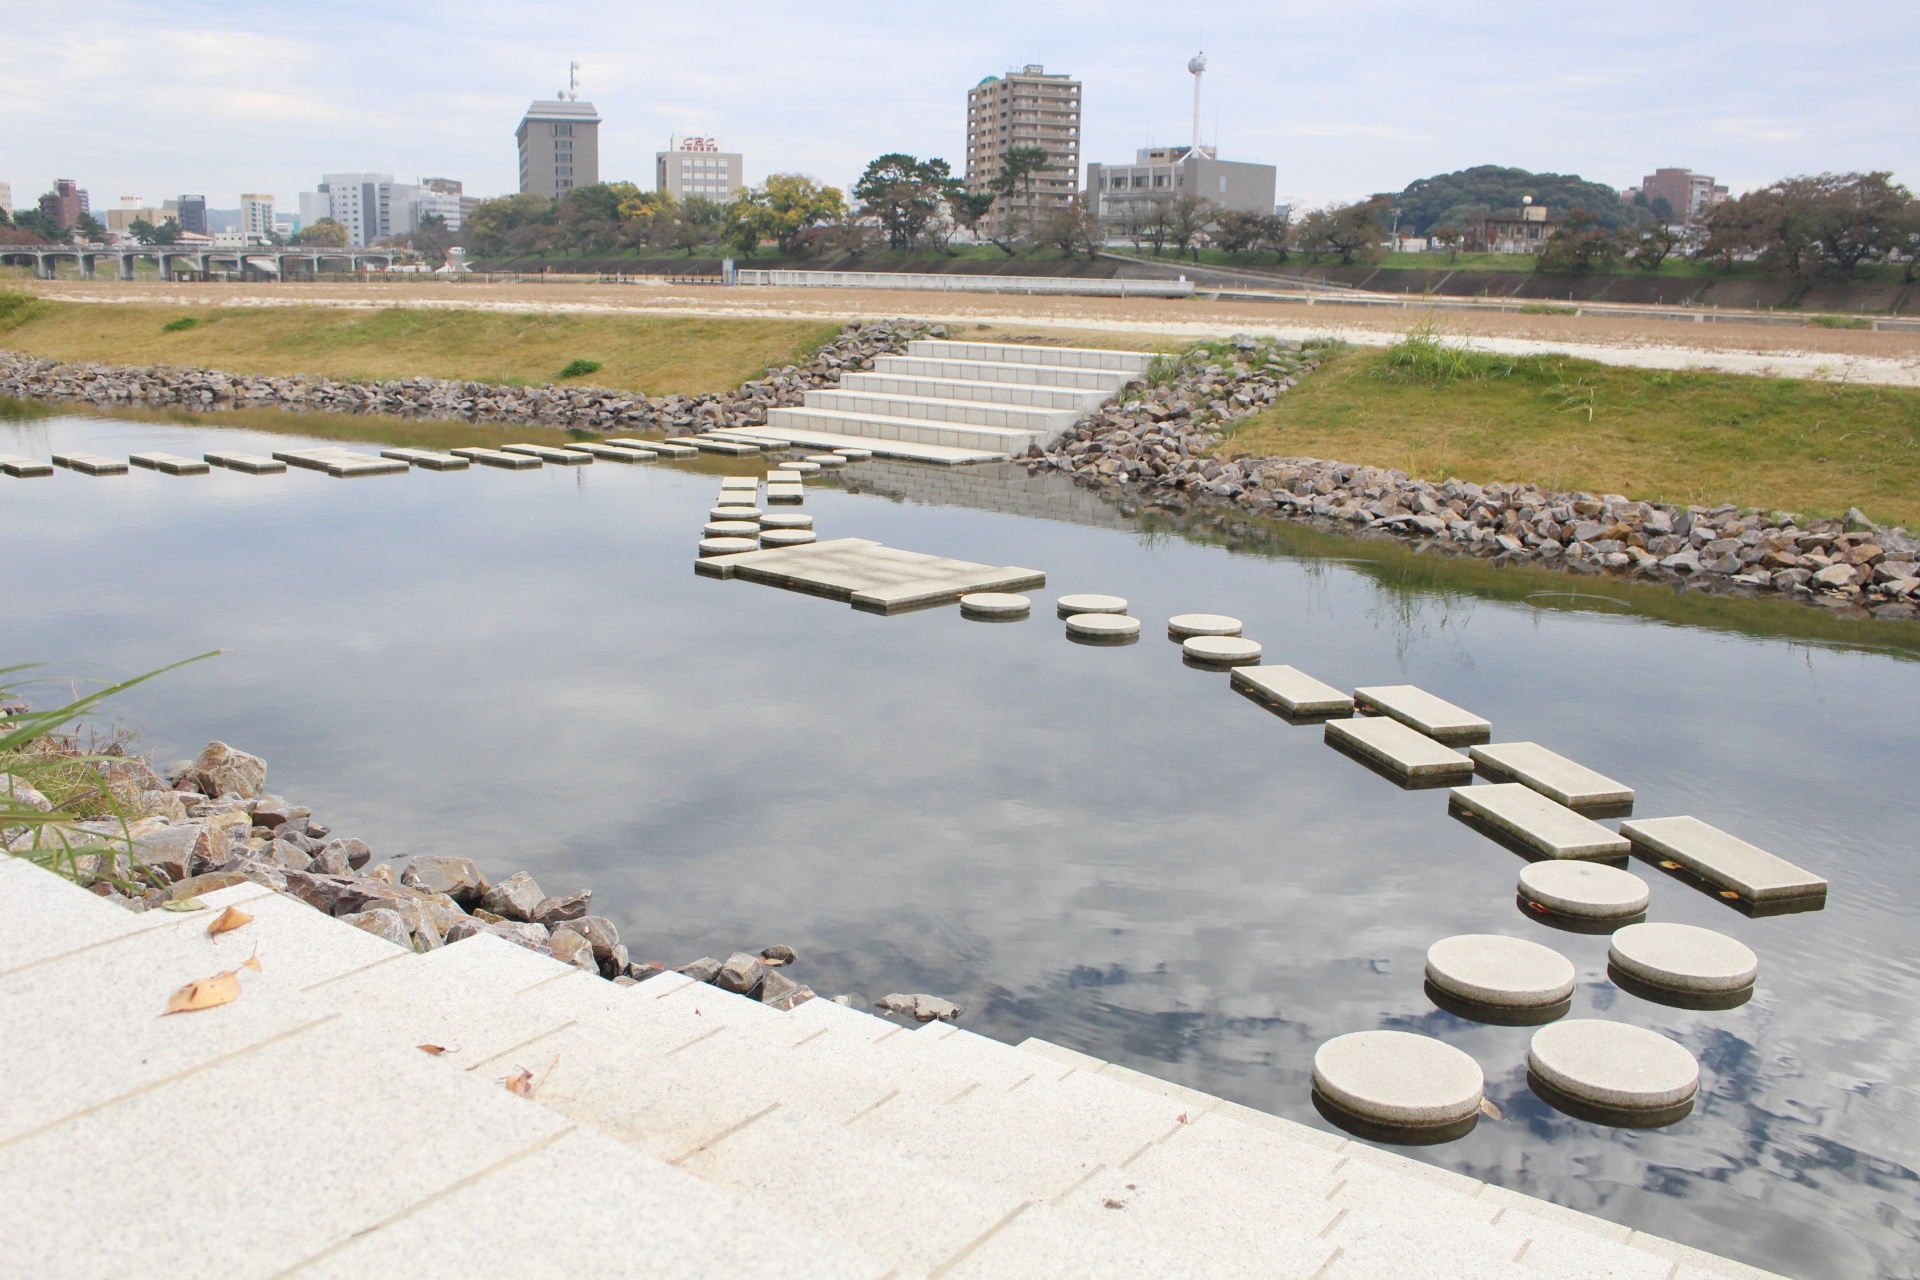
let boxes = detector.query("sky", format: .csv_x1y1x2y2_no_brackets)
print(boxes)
1,0,1913,215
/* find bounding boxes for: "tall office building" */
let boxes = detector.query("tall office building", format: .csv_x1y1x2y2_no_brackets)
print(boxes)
965,65,1081,238
315,174,397,246
1639,168,1730,224
177,195,208,236
240,194,276,242
517,99,600,200
656,137,743,202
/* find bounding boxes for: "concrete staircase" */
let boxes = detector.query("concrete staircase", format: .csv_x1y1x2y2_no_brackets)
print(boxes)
2,859,1781,1280
748,340,1153,465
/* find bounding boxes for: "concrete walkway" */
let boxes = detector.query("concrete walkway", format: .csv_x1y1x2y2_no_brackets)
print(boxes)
2,857,1786,1279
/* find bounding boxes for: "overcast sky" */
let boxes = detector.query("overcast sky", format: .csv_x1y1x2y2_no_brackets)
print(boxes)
2,0,1912,214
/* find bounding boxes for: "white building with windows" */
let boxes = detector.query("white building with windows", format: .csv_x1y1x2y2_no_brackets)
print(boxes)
517,100,600,200
655,137,743,203
240,194,275,243
311,174,397,247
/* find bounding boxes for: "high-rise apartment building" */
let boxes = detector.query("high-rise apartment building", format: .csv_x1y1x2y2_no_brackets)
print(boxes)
177,195,207,236
656,137,743,203
1639,168,1729,224
966,65,1081,238
39,179,87,229
240,194,275,242
517,100,600,200
315,174,397,246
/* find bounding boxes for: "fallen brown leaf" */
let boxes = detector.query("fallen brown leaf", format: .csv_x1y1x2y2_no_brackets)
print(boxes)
417,1044,448,1056
206,905,253,936
1719,890,1742,900
162,970,241,1015
1659,860,1682,870
505,1067,534,1096
1479,1097,1505,1121
161,898,208,912
1177,1111,1192,1124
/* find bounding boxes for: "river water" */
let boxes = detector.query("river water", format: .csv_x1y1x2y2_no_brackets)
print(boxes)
5,402,1917,1279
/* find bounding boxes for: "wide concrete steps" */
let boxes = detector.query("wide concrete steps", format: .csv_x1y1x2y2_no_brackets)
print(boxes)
766,406,1048,456
906,338,1155,374
705,423,1010,466
873,353,1136,391
838,371,1114,412
3,860,1780,1280
804,388,1081,434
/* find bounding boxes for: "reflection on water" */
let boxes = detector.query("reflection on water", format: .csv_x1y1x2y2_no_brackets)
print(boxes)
6,407,1919,1279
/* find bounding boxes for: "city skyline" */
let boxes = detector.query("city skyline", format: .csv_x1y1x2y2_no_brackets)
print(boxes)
1,0,1913,215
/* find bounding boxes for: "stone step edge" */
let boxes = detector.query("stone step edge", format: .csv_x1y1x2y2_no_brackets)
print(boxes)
1013,1037,1786,1280
766,406,1052,443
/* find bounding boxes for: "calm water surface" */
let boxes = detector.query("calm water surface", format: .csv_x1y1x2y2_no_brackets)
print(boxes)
5,405,1918,1279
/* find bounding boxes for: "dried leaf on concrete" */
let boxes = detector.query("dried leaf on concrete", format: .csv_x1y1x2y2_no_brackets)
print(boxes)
162,970,241,1015
504,1067,534,1096
161,898,208,912
206,905,253,935
417,1044,448,1056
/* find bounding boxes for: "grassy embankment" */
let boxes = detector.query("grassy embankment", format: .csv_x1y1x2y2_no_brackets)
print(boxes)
0,295,840,397
1217,333,1920,528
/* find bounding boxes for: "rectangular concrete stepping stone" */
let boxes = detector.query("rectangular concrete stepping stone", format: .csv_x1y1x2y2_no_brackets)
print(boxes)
767,469,801,483
1619,815,1828,904
129,452,211,475
564,441,650,462
1354,685,1491,743
1231,665,1354,717
50,451,128,475
766,482,805,504
697,536,1045,613
379,447,469,470
1449,783,1630,859
451,447,542,469
0,453,53,477
1325,716,1471,783
204,450,287,473
687,436,762,456
501,443,590,465
272,448,409,477
606,436,695,457
718,475,759,491
1469,742,1634,811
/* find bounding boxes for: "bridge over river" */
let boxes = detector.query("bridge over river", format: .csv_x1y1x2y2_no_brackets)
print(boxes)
0,243,405,280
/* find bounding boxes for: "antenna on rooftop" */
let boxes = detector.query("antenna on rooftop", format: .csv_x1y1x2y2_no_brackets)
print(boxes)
564,61,580,102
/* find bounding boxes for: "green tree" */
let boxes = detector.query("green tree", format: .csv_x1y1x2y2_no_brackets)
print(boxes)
556,181,643,252
729,174,846,257
1535,209,1622,274
1431,224,1462,262
126,218,157,245
462,193,555,257
290,218,349,248
1039,195,1101,258
853,154,962,252
1627,224,1681,270
1695,174,1912,277
10,208,63,243
73,213,107,244
1167,193,1214,260
1395,165,1627,236
994,145,1051,243
1299,197,1390,266
150,216,182,246
948,191,998,247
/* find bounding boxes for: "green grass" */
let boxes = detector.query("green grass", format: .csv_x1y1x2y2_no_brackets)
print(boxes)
0,296,839,396
1220,333,1920,527
556,358,602,379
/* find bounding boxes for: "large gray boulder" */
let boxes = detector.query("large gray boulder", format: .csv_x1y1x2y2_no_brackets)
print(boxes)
185,742,267,800
401,855,488,908
480,871,545,921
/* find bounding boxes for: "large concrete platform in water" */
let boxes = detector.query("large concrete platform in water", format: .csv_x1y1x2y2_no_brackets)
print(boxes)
1354,685,1492,744
1618,815,1828,904
204,451,286,474
379,447,469,471
1470,742,1635,811
272,448,408,478
130,452,210,475
451,447,541,470
1325,716,1472,782
1450,783,1630,860
51,451,128,475
0,453,54,477
698,536,1044,613
503,443,591,465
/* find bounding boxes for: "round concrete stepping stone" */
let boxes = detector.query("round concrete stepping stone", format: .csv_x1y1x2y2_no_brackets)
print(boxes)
1182,636,1263,666
760,529,817,547
1312,1030,1483,1128
1425,934,1576,1008
1608,922,1757,993
806,454,847,468
785,459,822,474
960,592,1031,618
1064,613,1141,640
1528,1019,1699,1112
1056,593,1128,617
704,520,761,538
1520,862,1650,920
697,536,759,557
1167,613,1243,639
710,505,763,522
757,512,813,530
832,447,872,460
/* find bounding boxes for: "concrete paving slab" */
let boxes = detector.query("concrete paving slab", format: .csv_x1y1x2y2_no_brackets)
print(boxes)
943,1200,1215,1280
784,459,822,473
203,450,286,473
805,453,846,467
718,476,759,491
1354,684,1493,743
1470,742,1635,811
1608,922,1757,993
1617,815,1827,904
0,858,154,974
502,443,591,465
0,452,54,477
130,452,211,475
452,446,542,469
379,447,469,470
766,469,801,483
1325,716,1471,782
1232,665,1354,717
765,482,805,503
1449,784,1630,860
50,451,127,475
1058,1164,1337,1280
720,420,1009,465
274,448,410,477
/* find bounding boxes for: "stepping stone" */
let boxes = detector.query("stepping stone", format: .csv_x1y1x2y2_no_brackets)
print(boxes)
766,483,805,504
1056,593,1127,617
565,442,650,462
1182,636,1262,666
698,536,760,557
1608,922,1757,994
51,451,128,475
1448,784,1630,860
379,448,469,470
1518,861,1650,920
758,513,813,530
688,436,761,456
1617,815,1827,905
760,529,817,548
784,459,822,474
0,453,53,477
502,443,590,465
711,505,763,522
451,447,541,469
1354,685,1491,744
272,448,408,477
960,593,1030,618
203,451,286,474
1230,665,1353,717
1167,613,1242,638
130,452,210,475
1324,717,1471,782
719,476,759,491
705,520,762,538
767,470,801,484
1312,1030,1483,1129
606,437,688,457
1470,742,1634,811
832,447,873,460
698,537,1044,613
806,454,847,468
1065,613,1140,640
1528,1020,1699,1115
1425,934,1575,1008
